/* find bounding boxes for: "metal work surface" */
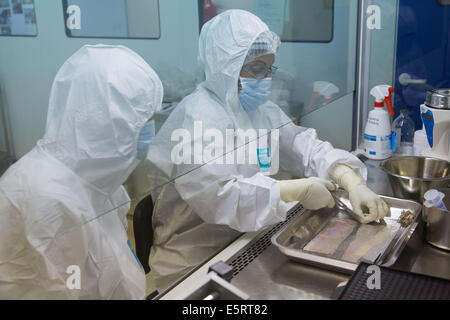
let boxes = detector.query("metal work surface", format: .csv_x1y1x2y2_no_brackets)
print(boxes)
364,159,450,281
161,158,450,300
224,159,450,299
228,241,349,300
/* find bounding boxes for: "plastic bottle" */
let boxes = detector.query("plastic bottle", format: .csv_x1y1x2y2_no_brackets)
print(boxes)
424,189,448,211
364,85,395,160
414,124,429,156
391,109,415,156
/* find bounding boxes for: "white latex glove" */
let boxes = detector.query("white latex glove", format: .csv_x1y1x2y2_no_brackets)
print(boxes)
276,177,337,210
330,164,390,223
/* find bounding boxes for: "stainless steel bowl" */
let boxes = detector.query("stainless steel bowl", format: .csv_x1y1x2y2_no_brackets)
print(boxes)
422,188,450,251
381,156,450,202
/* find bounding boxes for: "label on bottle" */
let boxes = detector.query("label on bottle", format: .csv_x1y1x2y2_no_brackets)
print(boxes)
364,134,392,158
364,134,377,141
257,148,271,174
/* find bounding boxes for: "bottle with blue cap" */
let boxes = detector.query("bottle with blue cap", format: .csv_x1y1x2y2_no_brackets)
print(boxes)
392,109,415,156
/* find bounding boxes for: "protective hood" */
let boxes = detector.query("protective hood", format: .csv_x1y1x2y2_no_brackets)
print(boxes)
41,45,163,194
198,10,271,119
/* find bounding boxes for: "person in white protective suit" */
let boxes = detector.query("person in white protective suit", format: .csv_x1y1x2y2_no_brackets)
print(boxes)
0,45,163,299
146,10,389,292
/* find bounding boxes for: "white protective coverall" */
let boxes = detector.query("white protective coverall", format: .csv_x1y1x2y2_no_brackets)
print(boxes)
0,45,163,299
146,10,367,291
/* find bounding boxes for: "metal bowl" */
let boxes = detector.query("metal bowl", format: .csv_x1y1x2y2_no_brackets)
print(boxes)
381,156,450,202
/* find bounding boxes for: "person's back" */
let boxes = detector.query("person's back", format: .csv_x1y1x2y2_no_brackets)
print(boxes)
0,45,163,299
0,150,136,299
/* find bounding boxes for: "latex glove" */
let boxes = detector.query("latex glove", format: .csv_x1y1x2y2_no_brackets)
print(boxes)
330,164,390,223
276,177,337,210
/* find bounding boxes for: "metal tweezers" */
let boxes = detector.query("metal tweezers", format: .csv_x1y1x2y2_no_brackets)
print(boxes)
331,190,365,224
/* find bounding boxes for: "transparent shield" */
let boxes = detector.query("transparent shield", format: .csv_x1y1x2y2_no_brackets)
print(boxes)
122,0,359,213
0,0,362,299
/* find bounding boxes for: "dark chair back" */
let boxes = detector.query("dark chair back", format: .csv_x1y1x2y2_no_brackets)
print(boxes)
133,195,154,274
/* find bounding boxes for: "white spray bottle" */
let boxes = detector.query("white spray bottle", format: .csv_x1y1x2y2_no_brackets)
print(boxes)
364,85,395,160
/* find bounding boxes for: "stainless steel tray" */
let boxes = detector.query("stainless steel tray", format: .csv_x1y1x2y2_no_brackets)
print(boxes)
271,191,422,274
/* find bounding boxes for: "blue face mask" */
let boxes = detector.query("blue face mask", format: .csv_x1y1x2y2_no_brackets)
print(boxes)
137,120,155,160
238,77,272,112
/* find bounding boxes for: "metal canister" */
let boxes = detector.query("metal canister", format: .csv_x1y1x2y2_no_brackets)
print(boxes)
425,89,450,109
422,187,450,251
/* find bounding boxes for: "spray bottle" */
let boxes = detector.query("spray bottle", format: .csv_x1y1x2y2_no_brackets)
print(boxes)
364,85,395,159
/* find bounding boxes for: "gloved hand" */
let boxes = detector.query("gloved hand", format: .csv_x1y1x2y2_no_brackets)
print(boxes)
330,164,390,223
276,177,336,210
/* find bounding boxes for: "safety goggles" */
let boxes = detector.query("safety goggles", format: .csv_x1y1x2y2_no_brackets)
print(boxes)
241,61,278,80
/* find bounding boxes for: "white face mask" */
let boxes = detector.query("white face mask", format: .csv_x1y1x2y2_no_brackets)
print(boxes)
238,77,272,112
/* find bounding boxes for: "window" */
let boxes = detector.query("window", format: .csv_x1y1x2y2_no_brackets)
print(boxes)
198,0,334,42
0,0,37,37
63,0,160,39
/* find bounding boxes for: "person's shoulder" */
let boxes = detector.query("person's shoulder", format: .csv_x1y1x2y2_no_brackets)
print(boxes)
258,100,291,123
262,100,282,111
181,86,221,110
177,88,229,123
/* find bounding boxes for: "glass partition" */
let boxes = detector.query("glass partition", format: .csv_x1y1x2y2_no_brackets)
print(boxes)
120,0,360,294
3,0,449,299
123,0,359,203
0,0,362,299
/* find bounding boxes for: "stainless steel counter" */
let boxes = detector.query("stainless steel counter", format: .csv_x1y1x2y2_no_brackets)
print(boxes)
363,159,449,280
228,244,349,300
160,158,450,300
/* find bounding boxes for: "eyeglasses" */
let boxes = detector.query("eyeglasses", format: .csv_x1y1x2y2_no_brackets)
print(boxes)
242,61,278,79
